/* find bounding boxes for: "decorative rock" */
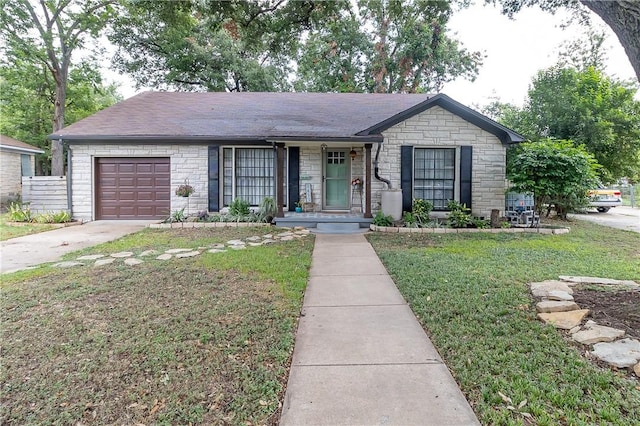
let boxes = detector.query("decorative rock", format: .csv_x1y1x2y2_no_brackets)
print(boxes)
569,325,582,335
94,258,115,267
165,249,193,254
536,300,579,313
207,249,227,254
124,258,144,266
537,309,589,330
175,251,200,258
139,250,158,257
111,251,134,258
559,276,639,287
54,261,84,268
530,280,574,297
156,254,173,260
572,322,625,345
591,338,640,368
546,290,574,302
77,254,105,260
634,362,640,377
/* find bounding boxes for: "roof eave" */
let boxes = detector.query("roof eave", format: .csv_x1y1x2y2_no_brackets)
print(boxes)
0,145,45,154
53,134,383,143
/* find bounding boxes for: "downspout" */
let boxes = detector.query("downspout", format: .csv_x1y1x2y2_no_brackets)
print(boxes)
374,141,392,189
64,140,72,215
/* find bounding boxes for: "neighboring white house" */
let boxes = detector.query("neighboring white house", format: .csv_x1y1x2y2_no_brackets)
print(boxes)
0,135,44,208
49,92,524,222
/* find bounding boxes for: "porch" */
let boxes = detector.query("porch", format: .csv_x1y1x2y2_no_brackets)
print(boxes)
274,211,373,229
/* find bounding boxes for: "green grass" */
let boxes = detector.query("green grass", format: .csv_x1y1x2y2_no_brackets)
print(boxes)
1,227,314,425
367,220,640,425
0,213,56,240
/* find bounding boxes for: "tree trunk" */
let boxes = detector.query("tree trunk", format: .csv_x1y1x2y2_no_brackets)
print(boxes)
580,0,640,82
51,69,67,176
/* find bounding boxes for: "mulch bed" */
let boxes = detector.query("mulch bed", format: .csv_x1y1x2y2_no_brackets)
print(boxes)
572,287,640,341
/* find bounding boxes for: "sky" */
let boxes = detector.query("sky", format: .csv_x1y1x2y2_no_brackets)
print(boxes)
106,2,638,110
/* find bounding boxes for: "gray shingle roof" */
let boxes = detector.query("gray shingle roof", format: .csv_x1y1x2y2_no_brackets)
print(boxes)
0,135,45,153
49,92,525,144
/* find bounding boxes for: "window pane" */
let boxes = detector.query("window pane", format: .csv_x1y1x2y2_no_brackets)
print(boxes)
235,148,275,206
413,148,455,210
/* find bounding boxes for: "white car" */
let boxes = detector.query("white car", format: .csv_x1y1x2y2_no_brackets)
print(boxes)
588,189,623,213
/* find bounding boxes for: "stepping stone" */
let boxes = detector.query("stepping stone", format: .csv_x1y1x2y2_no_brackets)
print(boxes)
546,290,574,301
230,245,246,250
124,258,144,266
530,280,574,297
139,250,158,257
248,242,263,247
156,254,172,260
94,258,115,267
165,248,193,254
559,276,639,287
591,338,640,368
227,240,245,245
262,239,276,244
281,236,295,241
634,362,640,377
175,251,200,258
536,300,579,313
77,254,105,260
277,232,294,237
572,321,625,345
537,309,589,330
262,234,273,239
210,244,225,249
54,261,84,268
111,251,134,258
208,249,227,254
246,236,261,242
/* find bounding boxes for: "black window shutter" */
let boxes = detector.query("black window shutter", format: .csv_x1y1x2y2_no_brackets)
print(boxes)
400,146,413,213
288,147,300,211
460,146,472,209
208,146,219,212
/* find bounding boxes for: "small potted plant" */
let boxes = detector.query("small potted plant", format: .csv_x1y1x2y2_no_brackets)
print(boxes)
295,200,303,213
176,180,195,197
351,177,362,189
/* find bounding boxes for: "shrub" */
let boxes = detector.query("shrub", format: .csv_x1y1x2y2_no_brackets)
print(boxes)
228,198,250,216
8,202,33,222
258,197,277,223
373,210,394,227
412,199,433,226
35,211,71,224
446,200,472,228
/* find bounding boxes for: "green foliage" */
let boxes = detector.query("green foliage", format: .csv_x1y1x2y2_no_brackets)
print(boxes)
295,0,482,93
7,202,33,222
228,199,251,216
445,200,472,228
258,197,277,223
373,210,394,227
35,211,71,224
411,199,433,225
508,139,599,219
169,207,187,223
402,211,416,227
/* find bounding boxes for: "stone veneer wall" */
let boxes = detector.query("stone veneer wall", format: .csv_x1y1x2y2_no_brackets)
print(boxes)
375,105,507,218
0,150,23,205
70,144,209,221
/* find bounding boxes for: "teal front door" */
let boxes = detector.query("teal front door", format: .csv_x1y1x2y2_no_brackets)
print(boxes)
324,150,349,209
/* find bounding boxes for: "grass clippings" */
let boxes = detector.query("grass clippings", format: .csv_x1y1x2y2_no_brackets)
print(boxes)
1,227,314,425
367,219,640,425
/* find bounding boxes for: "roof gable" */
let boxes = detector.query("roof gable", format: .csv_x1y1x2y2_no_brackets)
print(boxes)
0,135,45,154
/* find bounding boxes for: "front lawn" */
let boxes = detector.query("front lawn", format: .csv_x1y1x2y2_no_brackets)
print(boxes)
367,220,640,425
1,227,314,425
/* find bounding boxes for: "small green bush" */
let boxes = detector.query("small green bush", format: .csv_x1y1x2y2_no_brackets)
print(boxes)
258,197,277,223
229,198,251,216
35,211,71,224
8,202,33,222
446,200,472,228
412,199,433,225
373,210,394,227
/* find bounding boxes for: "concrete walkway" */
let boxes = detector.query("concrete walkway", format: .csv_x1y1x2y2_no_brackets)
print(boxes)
279,233,479,425
1,220,153,274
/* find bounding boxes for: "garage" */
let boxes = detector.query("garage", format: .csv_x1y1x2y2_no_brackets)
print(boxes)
95,157,170,220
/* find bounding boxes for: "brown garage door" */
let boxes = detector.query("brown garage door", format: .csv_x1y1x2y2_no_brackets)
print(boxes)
95,157,170,220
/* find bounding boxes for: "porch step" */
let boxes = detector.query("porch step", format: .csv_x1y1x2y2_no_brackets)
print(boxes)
314,222,368,234
274,213,372,230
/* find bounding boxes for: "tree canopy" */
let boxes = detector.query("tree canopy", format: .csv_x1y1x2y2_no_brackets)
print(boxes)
109,0,482,94
0,0,117,175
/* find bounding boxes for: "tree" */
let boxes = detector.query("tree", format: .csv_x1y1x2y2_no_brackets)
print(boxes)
487,0,640,82
508,139,599,219
109,0,346,92
294,0,483,93
0,59,121,175
1,0,117,175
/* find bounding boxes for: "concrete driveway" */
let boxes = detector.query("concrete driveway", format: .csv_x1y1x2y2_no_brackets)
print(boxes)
1,220,154,274
569,206,640,233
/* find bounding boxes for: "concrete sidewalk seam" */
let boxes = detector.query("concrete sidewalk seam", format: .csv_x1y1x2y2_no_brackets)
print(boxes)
292,361,444,367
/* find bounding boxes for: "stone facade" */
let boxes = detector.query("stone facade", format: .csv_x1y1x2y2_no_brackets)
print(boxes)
0,150,36,206
69,144,209,221
378,105,507,218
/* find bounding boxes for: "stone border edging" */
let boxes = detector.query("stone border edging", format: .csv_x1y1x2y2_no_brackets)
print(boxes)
370,224,570,234
149,222,271,229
